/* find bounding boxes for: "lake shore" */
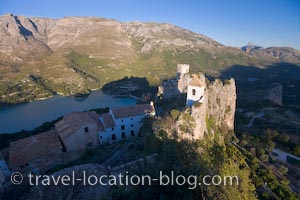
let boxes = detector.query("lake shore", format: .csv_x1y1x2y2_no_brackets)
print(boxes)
0,90,136,134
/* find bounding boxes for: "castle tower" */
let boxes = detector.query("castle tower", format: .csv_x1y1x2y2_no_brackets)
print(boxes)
177,64,190,93
177,64,189,78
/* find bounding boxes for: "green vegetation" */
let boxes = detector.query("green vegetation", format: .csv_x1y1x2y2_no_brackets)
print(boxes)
206,115,215,132
0,44,257,105
235,130,299,199
107,123,257,200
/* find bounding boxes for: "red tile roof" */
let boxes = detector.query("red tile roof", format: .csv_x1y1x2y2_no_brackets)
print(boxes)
9,130,63,170
188,74,204,87
99,113,115,128
111,104,155,119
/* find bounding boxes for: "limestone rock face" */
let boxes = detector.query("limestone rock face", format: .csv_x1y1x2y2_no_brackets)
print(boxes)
0,14,53,60
190,75,236,139
206,78,236,130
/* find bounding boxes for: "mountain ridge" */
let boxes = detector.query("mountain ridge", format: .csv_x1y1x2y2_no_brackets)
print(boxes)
0,14,298,104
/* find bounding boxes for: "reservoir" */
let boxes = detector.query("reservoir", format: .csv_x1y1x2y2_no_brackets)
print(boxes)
0,90,136,134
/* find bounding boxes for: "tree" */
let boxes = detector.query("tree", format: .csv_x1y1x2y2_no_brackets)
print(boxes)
278,134,289,143
170,109,180,121
293,146,300,156
267,141,276,152
278,165,288,175
265,129,279,142
257,148,265,157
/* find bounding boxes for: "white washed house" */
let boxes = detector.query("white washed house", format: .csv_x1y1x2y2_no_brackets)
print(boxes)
98,103,155,144
186,76,205,107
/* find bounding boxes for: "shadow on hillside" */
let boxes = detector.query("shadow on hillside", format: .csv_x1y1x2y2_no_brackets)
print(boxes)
102,76,157,100
220,62,300,135
220,62,300,108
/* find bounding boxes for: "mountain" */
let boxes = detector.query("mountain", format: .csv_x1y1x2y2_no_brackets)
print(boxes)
0,14,296,104
241,42,300,64
241,42,263,52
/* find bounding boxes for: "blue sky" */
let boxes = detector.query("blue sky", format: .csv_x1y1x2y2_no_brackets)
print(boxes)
1,0,299,49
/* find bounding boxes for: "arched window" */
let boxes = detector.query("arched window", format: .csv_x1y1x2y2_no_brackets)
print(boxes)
192,89,196,96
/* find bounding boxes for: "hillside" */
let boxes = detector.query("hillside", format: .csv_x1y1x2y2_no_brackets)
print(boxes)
1,14,299,104
0,13,262,104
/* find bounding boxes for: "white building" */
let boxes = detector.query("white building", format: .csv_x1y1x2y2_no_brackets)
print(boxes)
98,103,155,144
186,75,205,106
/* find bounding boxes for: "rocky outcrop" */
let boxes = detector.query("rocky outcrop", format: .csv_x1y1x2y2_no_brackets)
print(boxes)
0,14,53,60
189,75,236,139
174,72,236,140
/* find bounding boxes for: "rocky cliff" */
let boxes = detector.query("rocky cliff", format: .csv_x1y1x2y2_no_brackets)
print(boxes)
191,76,236,139
175,73,236,140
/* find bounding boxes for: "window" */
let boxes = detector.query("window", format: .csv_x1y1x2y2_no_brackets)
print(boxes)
84,127,89,133
131,124,133,127
192,89,196,96
122,132,126,139
121,125,125,130
131,130,135,136
112,134,116,140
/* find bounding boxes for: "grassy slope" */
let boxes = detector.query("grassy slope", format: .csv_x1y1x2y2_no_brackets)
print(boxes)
0,31,262,104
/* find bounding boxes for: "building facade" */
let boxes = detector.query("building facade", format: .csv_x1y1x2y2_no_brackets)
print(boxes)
55,111,100,152
98,103,155,144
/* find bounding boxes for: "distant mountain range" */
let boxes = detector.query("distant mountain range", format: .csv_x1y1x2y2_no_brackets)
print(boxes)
241,42,300,63
0,14,299,104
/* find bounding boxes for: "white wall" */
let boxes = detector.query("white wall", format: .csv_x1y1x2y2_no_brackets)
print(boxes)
186,85,205,106
98,114,145,144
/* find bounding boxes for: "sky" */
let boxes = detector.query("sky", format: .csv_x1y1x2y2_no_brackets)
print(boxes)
1,0,299,49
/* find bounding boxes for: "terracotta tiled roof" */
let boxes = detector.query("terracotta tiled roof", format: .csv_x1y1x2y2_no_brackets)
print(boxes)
61,111,99,132
55,111,103,137
9,130,63,169
99,113,115,128
111,104,155,119
188,74,204,87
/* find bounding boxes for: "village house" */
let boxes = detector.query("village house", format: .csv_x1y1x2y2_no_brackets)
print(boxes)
98,103,155,144
8,130,63,173
7,102,155,173
55,111,100,152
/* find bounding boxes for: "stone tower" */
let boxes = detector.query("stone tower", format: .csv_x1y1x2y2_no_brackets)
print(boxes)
177,64,190,93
